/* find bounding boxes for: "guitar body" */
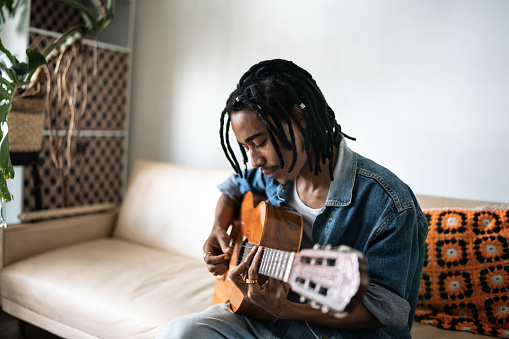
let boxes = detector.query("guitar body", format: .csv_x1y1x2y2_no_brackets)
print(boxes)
213,191,303,322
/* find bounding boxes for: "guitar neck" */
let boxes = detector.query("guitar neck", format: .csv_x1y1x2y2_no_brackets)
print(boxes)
240,243,295,282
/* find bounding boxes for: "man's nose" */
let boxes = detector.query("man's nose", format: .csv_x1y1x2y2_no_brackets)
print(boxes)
250,149,265,168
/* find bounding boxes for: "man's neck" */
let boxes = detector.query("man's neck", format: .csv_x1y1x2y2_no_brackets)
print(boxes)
295,146,339,209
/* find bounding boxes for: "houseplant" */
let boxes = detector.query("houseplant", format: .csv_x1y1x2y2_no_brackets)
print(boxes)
0,0,115,226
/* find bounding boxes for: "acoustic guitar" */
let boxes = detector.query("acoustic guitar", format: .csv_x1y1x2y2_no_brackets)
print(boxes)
213,191,369,322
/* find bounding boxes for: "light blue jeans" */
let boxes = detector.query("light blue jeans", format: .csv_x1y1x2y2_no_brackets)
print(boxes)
157,303,333,339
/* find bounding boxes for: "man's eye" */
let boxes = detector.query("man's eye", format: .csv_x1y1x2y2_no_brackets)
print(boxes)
255,139,267,148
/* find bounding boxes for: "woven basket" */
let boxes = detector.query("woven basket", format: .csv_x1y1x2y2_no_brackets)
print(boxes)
9,97,45,152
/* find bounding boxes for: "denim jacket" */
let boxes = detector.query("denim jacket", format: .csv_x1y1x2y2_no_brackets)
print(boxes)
218,138,428,338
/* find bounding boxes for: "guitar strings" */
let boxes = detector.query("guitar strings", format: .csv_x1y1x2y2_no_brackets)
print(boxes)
236,244,289,278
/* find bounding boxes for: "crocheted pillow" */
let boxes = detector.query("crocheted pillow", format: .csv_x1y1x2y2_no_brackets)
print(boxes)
415,207,509,337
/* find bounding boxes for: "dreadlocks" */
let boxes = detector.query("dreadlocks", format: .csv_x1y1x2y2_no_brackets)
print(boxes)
219,59,355,181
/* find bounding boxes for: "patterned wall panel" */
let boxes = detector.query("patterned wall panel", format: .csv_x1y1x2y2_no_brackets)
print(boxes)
30,0,82,33
28,33,128,131
23,136,125,210
24,20,129,211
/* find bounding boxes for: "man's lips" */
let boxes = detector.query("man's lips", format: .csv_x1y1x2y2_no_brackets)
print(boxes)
262,167,278,176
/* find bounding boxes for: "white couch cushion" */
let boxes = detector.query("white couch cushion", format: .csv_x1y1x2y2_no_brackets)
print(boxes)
114,161,232,261
0,238,216,339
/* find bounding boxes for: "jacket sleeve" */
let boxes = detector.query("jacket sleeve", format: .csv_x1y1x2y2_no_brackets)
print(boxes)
362,207,424,330
217,168,267,205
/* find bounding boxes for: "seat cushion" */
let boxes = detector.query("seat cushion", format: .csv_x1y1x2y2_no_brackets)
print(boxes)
0,238,216,339
113,161,232,261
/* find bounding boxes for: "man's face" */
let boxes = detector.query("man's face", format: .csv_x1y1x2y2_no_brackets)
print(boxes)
230,109,308,185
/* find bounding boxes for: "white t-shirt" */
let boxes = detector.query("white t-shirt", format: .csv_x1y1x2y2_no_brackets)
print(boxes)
287,182,322,249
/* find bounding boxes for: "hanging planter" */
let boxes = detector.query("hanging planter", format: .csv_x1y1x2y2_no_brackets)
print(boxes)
9,97,45,152
0,0,115,224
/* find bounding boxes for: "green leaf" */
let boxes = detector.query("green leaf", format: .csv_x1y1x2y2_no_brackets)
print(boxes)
0,0,16,25
81,12,96,31
0,72,16,107
107,0,115,13
4,0,16,13
0,74,15,90
0,172,13,202
0,11,6,26
58,0,98,31
89,0,104,13
0,119,15,182
0,78,14,123
3,67,19,84
0,38,16,65
11,61,28,77
0,53,16,197
0,175,13,226
0,103,15,201
0,74,15,204
26,49,46,79
0,60,9,75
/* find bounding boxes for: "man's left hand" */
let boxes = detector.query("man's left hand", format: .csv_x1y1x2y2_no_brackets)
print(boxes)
229,245,289,318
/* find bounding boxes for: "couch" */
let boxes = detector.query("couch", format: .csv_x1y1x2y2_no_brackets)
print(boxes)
0,160,504,338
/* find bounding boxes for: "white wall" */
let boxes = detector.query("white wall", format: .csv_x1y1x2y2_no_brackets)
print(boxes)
129,0,509,203
0,0,29,58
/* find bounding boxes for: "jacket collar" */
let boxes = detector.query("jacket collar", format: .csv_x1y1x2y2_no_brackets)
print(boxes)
276,135,357,207
326,135,356,206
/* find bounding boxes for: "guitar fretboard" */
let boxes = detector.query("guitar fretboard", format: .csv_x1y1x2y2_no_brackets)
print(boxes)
240,243,296,282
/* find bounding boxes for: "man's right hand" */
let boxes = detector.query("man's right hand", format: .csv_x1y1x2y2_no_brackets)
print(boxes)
203,226,233,276
203,194,237,276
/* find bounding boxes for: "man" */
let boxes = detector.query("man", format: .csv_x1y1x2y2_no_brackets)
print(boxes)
159,59,428,338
